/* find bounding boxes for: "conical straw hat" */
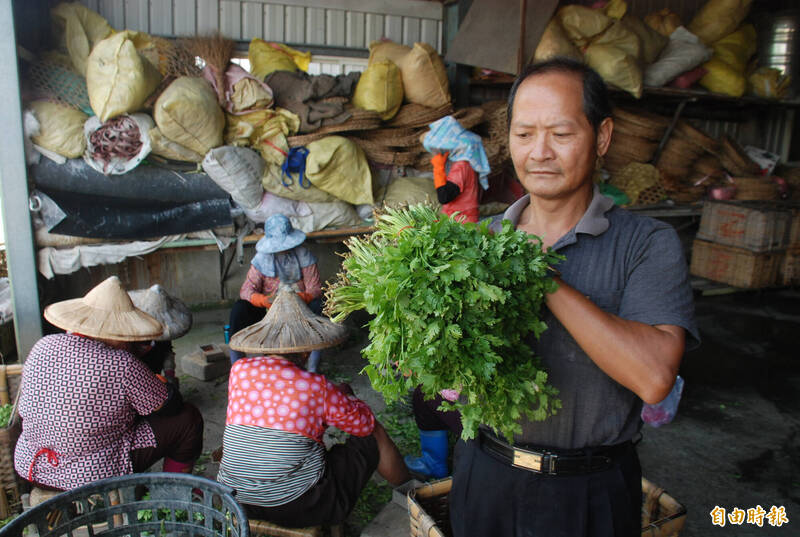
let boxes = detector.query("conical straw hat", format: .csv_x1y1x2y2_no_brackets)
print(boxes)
230,285,347,354
44,276,163,341
128,284,193,340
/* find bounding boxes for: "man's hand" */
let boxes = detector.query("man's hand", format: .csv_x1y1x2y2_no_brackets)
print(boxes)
250,293,272,309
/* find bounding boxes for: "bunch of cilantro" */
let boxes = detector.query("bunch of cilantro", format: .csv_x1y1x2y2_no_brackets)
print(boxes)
325,205,563,442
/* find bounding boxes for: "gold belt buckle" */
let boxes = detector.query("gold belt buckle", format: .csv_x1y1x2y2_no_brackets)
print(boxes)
512,448,543,472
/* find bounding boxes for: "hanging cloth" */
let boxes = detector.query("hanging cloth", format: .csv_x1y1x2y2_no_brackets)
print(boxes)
251,245,317,284
423,115,491,189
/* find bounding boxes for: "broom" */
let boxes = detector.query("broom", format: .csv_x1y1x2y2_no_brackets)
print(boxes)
185,32,235,105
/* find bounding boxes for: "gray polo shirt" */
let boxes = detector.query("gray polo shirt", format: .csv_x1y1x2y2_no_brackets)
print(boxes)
493,186,699,449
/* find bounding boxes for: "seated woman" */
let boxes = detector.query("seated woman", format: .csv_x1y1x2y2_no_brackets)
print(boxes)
129,283,193,384
217,286,410,528
15,276,204,492
229,214,323,368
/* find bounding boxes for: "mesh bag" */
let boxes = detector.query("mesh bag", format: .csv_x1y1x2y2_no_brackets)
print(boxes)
24,59,92,115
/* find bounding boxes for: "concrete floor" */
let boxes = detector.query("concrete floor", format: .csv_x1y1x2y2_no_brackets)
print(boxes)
174,288,800,537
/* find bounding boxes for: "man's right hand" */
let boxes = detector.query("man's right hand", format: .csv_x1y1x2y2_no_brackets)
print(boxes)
250,293,272,309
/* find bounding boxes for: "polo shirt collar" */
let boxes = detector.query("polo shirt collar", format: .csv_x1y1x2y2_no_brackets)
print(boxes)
501,184,615,240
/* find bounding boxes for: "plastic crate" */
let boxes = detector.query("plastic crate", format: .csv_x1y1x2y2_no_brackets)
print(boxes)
0,472,249,537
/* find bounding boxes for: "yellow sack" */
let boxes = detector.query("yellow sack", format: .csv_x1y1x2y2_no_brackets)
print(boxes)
379,176,441,210
644,8,682,37
749,67,791,99
699,57,746,97
225,108,300,165
154,77,224,155
711,24,756,73
352,59,403,121
590,21,641,60
149,127,204,163
620,14,667,64
603,0,628,20
248,39,310,79
51,2,114,76
368,40,412,65
534,18,583,62
305,137,373,205
399,43,451,108
30,101,87,159
584,43,642,98
688,0,753,45
86,31,162,122
557,5,612,47
261,162,336,203
699,25,756,98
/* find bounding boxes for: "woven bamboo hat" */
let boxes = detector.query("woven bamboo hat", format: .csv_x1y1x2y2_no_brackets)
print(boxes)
44,276,163,341
229,284,347,354
128,284,192,340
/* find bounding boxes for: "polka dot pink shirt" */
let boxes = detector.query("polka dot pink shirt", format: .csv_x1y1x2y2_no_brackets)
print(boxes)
226,356,375,443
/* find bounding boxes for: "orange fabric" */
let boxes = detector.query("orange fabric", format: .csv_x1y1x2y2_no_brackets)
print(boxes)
297,292,314,303
432,152,448,188
250,293,272,309
442,160,480,223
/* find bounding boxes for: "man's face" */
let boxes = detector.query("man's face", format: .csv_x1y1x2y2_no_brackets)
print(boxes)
508,71,611,201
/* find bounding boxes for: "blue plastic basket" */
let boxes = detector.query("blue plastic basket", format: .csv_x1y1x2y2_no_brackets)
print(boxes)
0,472,249,537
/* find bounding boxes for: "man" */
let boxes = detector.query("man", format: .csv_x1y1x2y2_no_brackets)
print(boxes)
448,58,699,537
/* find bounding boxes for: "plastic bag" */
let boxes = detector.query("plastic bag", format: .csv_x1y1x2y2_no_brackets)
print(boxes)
50,2,114,76
619,14,667,64
248,39,310,79
83,113,153,175
202,146,265,209
748,67,792,99
154,77,224,156
584,43,642,97
641,375,684,427
558,5,613,46
644,27,712,88
644,8,682,37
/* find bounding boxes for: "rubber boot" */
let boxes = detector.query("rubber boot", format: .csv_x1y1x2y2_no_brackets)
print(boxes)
162,457,193,474
307,350,321,373
229,349,244,365
404,429,449,479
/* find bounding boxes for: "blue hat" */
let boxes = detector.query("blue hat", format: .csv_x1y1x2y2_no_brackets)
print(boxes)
256,214,306,254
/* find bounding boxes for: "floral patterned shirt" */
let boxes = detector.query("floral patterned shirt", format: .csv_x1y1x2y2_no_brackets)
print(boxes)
15,334,168,490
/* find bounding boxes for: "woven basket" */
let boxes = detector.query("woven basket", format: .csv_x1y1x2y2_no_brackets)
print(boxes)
607,132,659,162
692,154,724,178
732,177,778,201
350,138,421,166
451,107,485,130
387,103,454,128
720,137,761,176
612,108,670,130
0,364,23,519
658,138,705,166
407,477,687,537
673,121,719,154
614,119,665,142
690,239,783,288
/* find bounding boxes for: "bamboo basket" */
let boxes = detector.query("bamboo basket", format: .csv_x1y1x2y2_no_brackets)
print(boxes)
0,364,23,519
690,239,783,288
407,477,687,537
732,177,778,201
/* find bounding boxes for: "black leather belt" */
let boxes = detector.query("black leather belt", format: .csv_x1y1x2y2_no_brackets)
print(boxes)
479,430,631,476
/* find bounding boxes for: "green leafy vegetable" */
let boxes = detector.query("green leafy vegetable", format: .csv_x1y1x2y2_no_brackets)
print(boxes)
325,205,563,442
0,404,13,429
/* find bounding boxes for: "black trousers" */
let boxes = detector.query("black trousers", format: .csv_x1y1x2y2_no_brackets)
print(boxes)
449,439,642,537
412,386,463,437
242,434,379,527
